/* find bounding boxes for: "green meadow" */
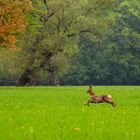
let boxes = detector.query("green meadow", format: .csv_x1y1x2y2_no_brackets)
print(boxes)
0,86,140,140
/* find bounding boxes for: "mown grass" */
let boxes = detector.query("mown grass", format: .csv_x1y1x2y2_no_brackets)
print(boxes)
0,86,140,140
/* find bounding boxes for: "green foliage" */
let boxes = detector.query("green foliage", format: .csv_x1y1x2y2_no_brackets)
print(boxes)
61,0,140,85
0,49,19,85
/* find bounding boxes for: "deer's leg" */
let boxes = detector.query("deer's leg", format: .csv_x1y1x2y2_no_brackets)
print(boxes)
108,101,116,108
105,97,116,108
85,99,92,106
105,100,116,108
112,101,117,107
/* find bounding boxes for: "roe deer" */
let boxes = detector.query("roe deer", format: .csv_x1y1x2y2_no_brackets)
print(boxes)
85,85,116,107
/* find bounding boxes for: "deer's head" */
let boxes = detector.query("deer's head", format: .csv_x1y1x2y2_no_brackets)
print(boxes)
86,85,94,95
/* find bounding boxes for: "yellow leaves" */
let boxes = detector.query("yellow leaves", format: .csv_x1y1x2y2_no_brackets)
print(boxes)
91,122,94,126
21,0,33,12
29,126,35,134
131,132,135,136
81,108,85,113
74,127,81,131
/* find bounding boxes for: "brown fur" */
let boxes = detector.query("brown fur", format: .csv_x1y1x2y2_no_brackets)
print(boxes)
85,85,116,107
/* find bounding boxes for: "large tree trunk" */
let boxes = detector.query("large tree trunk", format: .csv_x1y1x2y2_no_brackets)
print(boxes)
17,69,33,86
48,72,59,86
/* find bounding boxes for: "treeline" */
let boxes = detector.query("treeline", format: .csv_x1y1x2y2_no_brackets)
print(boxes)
61,0,140,85
0,0,140,86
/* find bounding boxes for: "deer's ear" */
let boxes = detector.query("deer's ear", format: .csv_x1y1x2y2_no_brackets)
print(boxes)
89,85,92,89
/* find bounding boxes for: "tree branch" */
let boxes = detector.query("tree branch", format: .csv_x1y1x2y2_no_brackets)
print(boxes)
67,29,95,37
40,11,54,23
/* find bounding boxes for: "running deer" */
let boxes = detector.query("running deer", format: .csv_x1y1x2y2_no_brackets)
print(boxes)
85,85,116,107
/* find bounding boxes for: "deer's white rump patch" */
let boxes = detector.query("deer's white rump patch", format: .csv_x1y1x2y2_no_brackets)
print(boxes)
108,94,112,98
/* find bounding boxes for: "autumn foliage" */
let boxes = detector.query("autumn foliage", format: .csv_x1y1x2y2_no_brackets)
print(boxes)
0,0,32,48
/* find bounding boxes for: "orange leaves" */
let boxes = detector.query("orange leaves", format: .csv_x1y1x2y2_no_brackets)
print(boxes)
0,0,32,49
9,35,16,44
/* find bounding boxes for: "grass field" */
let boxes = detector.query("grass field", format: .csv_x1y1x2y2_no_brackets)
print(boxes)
0,86,140,140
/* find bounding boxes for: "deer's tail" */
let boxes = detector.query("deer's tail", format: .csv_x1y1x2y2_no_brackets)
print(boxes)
108,94,112,98
108,94,117,107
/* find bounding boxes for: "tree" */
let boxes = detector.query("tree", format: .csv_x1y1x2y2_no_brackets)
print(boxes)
0,0,32,48
16,0,118,86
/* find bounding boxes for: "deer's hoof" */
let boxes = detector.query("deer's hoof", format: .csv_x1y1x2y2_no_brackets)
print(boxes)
84,103,89,106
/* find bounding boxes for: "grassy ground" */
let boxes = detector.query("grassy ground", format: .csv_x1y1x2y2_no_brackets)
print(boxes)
0,86,140,140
